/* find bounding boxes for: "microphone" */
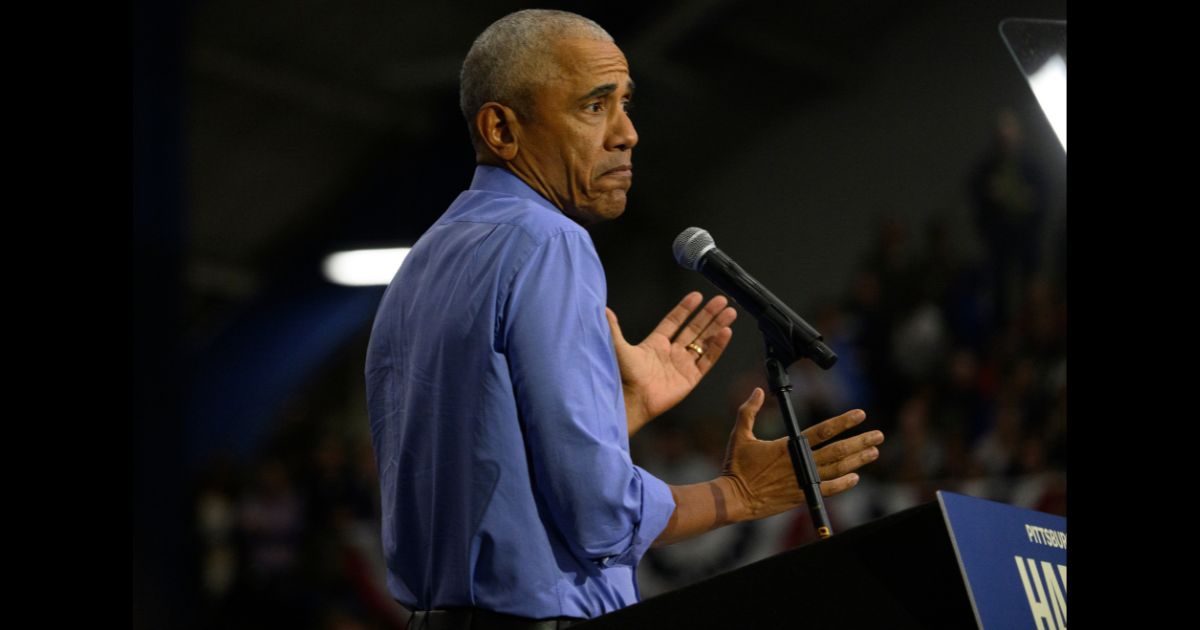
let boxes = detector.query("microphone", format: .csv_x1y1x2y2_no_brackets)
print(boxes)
673,227,837,368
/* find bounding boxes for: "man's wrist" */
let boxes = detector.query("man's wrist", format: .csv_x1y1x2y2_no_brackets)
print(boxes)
715,475,751,525
623,389,648,435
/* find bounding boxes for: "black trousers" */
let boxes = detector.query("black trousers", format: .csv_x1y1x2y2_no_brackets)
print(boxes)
407,608,584,630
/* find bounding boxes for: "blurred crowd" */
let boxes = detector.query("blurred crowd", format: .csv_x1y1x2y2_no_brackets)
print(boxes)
187,109,1064,627
192,427,400,629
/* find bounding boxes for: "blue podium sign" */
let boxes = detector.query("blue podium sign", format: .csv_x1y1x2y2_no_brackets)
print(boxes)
938,491,1067,630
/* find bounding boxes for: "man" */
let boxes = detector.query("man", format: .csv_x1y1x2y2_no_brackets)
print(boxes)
365,9,884,628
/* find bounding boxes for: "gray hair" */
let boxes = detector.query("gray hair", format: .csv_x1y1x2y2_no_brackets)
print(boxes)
459,9,613,152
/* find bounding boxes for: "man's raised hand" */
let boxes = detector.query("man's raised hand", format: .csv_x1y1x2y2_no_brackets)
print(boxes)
607,292,736,436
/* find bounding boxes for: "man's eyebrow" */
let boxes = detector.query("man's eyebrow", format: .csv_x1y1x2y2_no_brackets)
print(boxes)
579,79,636,101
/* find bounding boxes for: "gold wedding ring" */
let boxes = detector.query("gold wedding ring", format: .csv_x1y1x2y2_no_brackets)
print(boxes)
686,342,705,358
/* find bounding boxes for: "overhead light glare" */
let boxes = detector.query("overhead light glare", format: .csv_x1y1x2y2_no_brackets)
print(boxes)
1029,54,1066,151
323,247,411,286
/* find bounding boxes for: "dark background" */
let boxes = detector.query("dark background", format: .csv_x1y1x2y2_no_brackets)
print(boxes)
134,1,1066,628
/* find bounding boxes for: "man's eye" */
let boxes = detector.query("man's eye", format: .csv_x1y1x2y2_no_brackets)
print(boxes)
586,102,603,113
622,100,634,113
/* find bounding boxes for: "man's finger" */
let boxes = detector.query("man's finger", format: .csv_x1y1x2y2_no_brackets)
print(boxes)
817,445,880,480
691,304,736,342
676,295,729,344
694,326,733,373
649,292,703,340
812,430,884,467
817,473,860,498
802,409,867,448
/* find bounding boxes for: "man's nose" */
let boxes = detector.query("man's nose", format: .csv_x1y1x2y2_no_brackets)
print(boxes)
606,109,638,152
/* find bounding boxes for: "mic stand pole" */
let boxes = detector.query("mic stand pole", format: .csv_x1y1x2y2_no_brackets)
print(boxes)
764,343,832,539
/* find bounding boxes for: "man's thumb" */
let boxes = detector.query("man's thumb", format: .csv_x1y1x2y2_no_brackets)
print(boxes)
736,388,765,439
605,307,627,347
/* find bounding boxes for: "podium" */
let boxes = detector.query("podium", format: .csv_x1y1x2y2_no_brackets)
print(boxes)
577,491,1067,629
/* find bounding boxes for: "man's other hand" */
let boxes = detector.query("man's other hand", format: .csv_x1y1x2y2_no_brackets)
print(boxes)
720,388,884,522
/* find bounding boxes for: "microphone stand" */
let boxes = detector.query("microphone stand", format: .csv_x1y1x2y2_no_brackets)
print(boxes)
763,343,832,540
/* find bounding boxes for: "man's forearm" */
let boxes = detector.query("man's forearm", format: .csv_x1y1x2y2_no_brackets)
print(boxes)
652,477,746,547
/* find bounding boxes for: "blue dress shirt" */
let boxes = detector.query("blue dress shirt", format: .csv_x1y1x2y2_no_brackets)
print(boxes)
365,165,676,619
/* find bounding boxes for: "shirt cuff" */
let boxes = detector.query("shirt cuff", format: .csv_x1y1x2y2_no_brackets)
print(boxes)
599,466,676,568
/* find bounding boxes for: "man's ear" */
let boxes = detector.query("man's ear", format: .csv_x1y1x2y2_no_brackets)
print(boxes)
475,103,520,162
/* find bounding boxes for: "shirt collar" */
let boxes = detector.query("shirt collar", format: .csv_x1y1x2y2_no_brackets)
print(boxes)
469,165,562,215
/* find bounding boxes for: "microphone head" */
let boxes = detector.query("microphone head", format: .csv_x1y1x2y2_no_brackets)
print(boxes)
673,227,716,271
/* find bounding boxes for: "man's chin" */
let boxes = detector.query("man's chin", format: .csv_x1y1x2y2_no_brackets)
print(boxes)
568,192,627,225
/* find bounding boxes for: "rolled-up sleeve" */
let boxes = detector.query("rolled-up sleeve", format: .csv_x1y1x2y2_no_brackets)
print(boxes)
501,230,676,568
